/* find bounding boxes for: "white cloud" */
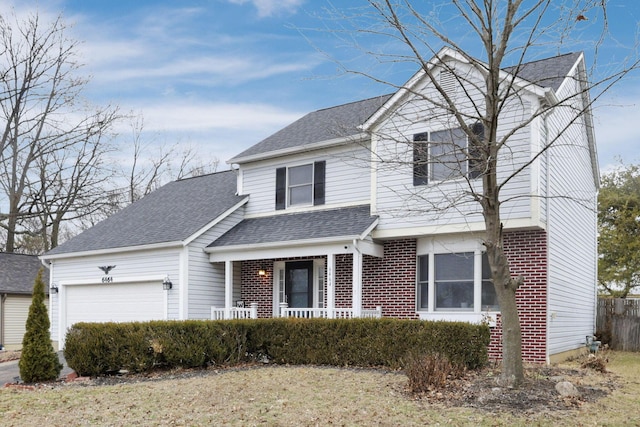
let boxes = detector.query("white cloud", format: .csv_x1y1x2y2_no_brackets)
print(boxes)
133,100,303,133
227,0,305,18
85,53,316,86
593,91,640,172
113,101,303,165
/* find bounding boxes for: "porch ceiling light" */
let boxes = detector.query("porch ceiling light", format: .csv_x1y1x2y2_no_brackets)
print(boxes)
162,275,173,290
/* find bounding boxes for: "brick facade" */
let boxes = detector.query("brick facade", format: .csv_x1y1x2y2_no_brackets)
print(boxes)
238,229,548,362
362,239,418,319
502,229,548,363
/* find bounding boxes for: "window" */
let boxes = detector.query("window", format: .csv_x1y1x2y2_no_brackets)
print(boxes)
417,251,498,312
435,252,474,310
275,161,325,210
417,255,429,309
413,123,484,185
288,164,313,205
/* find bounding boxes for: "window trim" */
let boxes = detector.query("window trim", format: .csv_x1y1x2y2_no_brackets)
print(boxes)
275,160,325,210
412,123,484,186
416,250,498,313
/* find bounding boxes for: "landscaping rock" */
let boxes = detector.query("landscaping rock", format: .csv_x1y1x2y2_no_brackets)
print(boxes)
555,381,580,397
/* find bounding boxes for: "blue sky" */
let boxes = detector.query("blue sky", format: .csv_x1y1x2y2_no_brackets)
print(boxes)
2,0,639,172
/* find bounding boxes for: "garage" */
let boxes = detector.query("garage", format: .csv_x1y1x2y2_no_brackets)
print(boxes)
64,281,165,328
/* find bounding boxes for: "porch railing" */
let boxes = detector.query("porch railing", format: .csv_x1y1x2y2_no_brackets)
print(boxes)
279,303,382,319
211,302,258,320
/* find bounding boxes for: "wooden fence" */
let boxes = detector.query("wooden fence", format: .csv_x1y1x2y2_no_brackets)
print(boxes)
596,298,640,351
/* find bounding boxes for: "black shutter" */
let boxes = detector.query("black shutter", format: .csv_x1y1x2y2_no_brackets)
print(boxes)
413,132,429,186
313,160,325,206
275,167,286,210
469,122,484,179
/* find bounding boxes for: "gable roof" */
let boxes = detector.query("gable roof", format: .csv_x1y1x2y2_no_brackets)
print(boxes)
228,94,392,164
207,205,377,249
504,52,582,92
0,253,49,294
44,170,244,257
230,51,581,164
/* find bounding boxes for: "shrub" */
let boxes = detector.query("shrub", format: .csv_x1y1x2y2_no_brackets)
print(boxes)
64,318,490,377
19,269,62,383
404,352,464,393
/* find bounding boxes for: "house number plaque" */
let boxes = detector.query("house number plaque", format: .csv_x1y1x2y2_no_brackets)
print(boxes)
98,265,116,283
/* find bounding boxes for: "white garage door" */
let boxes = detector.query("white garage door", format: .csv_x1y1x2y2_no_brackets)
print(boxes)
65,282,165,327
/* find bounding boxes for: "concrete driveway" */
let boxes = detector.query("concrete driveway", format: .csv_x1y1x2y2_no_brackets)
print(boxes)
0,351,73,385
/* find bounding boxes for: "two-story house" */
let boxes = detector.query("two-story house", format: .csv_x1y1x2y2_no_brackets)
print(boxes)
41,48,598,363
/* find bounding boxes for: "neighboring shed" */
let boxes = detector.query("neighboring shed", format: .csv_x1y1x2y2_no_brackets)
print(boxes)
0,253,49,350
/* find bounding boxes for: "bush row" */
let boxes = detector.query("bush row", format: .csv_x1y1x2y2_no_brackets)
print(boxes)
63,318,490,377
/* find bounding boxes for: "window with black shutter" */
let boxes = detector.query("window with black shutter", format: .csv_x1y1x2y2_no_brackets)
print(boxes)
413,125,483,185
275,161,325,209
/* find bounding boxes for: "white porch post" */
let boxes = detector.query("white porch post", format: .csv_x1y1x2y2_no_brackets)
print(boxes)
352,247,363,317
224,260,233,320
327,253,336,319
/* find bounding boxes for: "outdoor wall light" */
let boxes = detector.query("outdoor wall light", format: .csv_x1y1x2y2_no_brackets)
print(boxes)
162,275,173,290
257,268,266,277
50,284,59,294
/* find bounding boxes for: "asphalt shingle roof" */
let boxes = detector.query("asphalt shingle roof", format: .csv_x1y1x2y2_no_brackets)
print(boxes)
505,52,581,92
230,53,580,162
208,205,377,248
45,170,244,256
0,253,49,294
229,94,393,163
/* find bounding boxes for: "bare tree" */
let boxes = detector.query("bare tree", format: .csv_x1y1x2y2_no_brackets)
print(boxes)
321,0,638,386
115,115,219,206
30,109,120,251
0,11,120,253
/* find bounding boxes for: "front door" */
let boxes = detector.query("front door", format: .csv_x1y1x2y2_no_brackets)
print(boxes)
285,261,313,308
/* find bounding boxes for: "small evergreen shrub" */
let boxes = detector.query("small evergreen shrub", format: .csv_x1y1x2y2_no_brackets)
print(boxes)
19,269,62,383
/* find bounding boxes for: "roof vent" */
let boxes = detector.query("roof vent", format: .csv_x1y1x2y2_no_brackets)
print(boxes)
439,70,457,94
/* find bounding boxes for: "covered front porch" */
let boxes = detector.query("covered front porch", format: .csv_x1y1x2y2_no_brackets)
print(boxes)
204,205,383,320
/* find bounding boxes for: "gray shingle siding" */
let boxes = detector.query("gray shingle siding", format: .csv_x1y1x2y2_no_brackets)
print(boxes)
0,253,49,294
45,170,244,256
208,205,377,247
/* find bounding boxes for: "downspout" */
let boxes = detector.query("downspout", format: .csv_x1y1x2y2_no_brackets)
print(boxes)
543,112,552,365
0,293,6,349
40,258,54,346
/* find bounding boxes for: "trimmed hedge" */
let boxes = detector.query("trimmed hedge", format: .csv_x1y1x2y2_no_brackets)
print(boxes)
63,318,489,377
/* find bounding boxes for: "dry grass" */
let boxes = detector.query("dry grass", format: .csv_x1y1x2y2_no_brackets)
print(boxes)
1,352,639,426
0,350,20,363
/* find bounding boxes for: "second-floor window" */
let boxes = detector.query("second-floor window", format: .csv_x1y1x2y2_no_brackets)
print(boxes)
275,160,325,210
413,123,484,186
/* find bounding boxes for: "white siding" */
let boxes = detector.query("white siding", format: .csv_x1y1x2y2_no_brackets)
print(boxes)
241,144,371,216
372,63,535,233
3,295,49,348
48,247,181,344
546,65,598,356
187,208,245,319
